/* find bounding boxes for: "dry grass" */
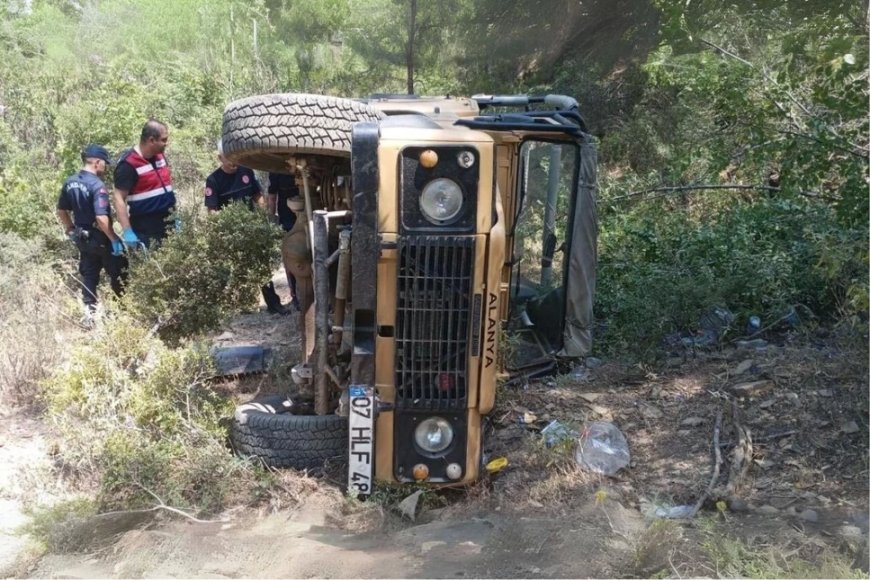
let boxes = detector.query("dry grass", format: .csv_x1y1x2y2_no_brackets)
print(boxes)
0,234,80,407
253,468,324,513
525,441,597,505
632,518,687,577
696,516,867,579
627,515,867,579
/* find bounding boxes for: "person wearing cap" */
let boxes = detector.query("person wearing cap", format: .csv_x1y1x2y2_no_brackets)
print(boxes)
113,119,176,249
267,172,300,312
205,141,289,315
56,144,127,327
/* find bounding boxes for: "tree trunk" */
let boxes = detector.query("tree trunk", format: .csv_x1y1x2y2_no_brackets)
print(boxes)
406,0,416,95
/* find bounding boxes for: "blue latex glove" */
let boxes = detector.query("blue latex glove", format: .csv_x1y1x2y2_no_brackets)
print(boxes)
111,239,124,256
174,217,182,232
66,229,77,242
121,227,141,248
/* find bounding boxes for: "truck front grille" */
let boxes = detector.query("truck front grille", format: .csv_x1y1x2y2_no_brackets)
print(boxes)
396,236,475,410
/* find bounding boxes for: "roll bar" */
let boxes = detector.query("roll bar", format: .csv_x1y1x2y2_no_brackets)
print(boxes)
462,94,587,135
471,94,579,112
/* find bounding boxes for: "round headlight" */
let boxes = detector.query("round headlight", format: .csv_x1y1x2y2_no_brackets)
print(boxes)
414,417,454,454
420,178,463,225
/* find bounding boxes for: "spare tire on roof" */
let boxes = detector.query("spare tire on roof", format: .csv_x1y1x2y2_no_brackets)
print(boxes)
221,93,384,173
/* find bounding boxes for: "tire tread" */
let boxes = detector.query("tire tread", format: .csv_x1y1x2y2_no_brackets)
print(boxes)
230,402,348,469
221,93,383,172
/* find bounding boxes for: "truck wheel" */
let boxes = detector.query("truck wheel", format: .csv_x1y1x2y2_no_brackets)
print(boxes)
221,93,384,173
230,395,348,469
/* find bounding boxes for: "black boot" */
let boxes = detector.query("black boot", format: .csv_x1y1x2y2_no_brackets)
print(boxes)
262,282,289,316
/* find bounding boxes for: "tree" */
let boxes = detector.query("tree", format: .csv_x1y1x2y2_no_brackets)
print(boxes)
649,0,869,226
345,0,467,95
456,0,659,91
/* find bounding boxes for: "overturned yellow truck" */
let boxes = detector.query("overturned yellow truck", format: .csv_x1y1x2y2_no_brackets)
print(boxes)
223,93,596,493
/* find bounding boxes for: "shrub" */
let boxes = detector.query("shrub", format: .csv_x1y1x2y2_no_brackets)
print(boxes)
0,117,62,240
43,312,256,513
595,194,865,357
121,203,282,343
32,203,283,514
21,499,99,553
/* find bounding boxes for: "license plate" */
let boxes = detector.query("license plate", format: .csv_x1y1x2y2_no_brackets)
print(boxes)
347,385,375,496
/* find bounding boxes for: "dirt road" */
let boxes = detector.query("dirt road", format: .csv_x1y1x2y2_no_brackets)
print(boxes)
30,499,644,578
20,469,868,578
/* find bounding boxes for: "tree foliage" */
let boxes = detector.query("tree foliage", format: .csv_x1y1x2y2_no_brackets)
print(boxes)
456,0,659,90
0,0,865,360
648,0,869,226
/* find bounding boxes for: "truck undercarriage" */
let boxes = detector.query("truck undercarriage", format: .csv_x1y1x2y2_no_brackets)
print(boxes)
224,93,597,492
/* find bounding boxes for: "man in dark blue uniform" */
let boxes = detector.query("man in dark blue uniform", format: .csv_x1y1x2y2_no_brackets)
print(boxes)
56,144,126,327
205,142,288,315
205,156,263,212
267,172,300,312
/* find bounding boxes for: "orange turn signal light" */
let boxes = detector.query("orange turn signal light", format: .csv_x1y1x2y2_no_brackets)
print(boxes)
412,463,430,481
419,149,438,168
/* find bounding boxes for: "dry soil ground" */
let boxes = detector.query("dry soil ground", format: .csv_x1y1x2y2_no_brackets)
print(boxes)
1,275,867,578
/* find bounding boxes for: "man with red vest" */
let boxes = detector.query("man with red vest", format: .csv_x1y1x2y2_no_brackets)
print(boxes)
113,119,177,248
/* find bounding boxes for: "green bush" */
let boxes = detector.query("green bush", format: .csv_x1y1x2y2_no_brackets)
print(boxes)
121,204,282,343
595,194,864,357
43,312,255,513
0,114,62,239
35,203,282,513
21,499,99,553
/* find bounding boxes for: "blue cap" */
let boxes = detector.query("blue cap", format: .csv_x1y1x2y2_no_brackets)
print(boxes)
81,144,112,164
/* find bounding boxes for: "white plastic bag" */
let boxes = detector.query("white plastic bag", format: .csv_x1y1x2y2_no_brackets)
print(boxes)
574,421,630,476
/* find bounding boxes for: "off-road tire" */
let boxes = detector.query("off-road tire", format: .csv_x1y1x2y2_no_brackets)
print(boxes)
230,395,348,469
221,93,384,173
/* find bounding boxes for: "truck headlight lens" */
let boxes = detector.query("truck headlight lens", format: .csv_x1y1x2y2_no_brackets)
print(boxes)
420,178,463,225
414,417,454,454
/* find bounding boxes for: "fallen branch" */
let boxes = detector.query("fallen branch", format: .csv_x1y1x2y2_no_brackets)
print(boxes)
613,183,776,200
94,504,225,524
719,429,798,448
691,408,723,517
779,130,870,160
724,399,753,499
102,483,229,524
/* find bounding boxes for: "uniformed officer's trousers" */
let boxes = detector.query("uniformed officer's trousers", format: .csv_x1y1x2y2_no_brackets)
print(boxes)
78,240,127,307
130,211,172,249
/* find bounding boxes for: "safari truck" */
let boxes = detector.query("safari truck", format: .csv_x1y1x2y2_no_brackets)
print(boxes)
224,93,597,494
